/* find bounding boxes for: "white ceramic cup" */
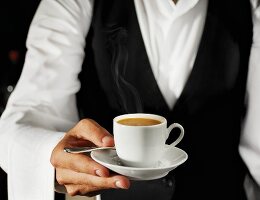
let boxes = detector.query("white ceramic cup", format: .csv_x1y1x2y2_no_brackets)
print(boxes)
113,113,184,168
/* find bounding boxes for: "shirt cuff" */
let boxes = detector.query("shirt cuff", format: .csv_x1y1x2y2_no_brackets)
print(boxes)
7,126,65,200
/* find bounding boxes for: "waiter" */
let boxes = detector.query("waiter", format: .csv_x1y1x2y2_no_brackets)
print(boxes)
0,0,260,199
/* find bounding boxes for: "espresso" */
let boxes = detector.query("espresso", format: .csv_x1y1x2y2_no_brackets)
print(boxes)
117,118,161,126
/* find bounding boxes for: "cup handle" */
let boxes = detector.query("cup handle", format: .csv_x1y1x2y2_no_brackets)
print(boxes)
166,123,184,147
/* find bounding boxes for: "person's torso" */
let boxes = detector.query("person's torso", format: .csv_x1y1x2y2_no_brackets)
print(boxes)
77,0,253,199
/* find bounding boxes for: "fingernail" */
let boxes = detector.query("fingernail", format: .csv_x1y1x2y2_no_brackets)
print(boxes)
115,181,128,189
95,169,105,177
102,136,112,144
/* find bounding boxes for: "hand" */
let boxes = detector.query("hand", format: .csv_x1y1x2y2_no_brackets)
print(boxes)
50,119,130,196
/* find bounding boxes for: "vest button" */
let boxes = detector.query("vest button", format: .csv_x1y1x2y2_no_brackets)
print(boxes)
162,177,175,188
167,179,174,187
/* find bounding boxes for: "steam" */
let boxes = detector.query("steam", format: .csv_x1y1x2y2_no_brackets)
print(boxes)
108,27,143,113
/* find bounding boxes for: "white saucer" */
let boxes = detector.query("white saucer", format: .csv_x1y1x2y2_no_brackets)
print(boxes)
90,146,188,180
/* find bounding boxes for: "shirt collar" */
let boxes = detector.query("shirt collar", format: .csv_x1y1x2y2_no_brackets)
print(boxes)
156,0,200,20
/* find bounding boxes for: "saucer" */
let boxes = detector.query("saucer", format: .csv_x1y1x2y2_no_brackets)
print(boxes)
90,146,188,180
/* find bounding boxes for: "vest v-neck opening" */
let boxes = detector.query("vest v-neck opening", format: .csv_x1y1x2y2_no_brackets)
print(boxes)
132,0,209,112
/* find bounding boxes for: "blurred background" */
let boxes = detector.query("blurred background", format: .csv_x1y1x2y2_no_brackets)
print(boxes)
0,1,41,199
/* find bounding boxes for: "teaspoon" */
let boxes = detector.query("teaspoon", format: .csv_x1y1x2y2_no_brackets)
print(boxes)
64,146,115,154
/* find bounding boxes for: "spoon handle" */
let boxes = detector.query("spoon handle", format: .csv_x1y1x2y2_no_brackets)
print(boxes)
64,146,115,154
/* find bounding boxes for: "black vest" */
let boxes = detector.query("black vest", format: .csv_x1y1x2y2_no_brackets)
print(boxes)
77,0,253,199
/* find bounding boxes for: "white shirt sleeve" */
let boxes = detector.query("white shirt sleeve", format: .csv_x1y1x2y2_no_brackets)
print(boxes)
0,0,94,199
239,1,260,199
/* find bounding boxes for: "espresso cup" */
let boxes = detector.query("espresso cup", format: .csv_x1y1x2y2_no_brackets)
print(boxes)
113,113,184,168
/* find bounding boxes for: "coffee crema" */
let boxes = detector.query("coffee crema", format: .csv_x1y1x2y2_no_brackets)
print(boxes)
117,118,162,126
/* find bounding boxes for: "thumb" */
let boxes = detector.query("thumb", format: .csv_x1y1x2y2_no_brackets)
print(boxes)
70,119,114,147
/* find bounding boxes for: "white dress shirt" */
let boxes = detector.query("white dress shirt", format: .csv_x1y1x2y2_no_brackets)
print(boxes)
0,0,259,199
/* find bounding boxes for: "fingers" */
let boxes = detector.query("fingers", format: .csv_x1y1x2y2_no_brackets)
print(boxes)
64,184,100,196
51,148,110,177
57,168,130,190
70,119,114,147
57,168,130,196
